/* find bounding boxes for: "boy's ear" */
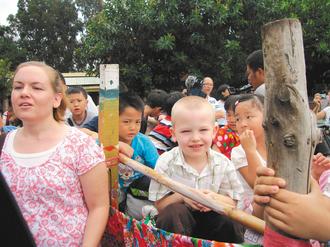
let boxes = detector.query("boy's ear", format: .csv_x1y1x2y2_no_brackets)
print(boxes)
170,127,177,142
212,123,219,139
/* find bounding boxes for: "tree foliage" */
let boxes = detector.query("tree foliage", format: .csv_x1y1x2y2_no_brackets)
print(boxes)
8,0,83,72
79,0,330,95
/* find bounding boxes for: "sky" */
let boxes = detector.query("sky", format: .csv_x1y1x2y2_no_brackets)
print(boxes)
0,0,18,26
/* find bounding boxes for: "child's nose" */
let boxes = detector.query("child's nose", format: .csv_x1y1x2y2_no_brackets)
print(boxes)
191,131,200,140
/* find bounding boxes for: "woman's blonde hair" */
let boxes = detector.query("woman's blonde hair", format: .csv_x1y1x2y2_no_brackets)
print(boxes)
13,61,66,122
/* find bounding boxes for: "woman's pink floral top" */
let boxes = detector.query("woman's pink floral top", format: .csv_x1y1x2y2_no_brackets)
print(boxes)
0,127,104,246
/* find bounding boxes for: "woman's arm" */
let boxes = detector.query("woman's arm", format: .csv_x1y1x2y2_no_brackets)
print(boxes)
80,163,109,247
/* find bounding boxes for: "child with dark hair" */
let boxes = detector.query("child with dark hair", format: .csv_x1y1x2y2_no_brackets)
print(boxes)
59,73,98,115
149,91,184,154
66,86,97,127
141,89,169,134
212,95,240,159
118,92,159,220
231,93,266,244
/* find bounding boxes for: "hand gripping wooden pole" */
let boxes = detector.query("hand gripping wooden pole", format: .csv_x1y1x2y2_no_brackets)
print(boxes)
119,153,265,234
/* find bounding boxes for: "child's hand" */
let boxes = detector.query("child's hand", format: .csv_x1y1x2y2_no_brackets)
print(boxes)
182,196,210,212
201,190,236,208
239,129,257,154
312,153,330,181
253,166,286,205
119,141,134,158
105,156,119,168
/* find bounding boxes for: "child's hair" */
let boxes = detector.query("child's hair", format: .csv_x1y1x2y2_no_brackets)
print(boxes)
66,86,88,99
216,84,230,101
146,89,168,108
171,96,214,125
233,94,264,112
163,91,184,116
224,95,241,112
246,50,264,71
13,61,66,122
119,92,144,114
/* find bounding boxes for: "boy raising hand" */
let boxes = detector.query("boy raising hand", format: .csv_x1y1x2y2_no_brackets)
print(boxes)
149,96,244,243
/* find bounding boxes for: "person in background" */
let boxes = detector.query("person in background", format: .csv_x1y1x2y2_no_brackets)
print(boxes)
212,95,240,159
58,72,98,116
246,50,265,97
66,86,97,127
149,96,243,243
215,84,231,127
202,77,226,125
118,92,159,220
142,89,169,134
0,61,109,246
149,91,184,154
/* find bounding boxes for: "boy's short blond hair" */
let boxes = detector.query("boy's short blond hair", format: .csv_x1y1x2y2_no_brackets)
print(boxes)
171,96,215,126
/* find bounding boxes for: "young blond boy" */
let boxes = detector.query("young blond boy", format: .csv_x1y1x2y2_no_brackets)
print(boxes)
149,96,244,243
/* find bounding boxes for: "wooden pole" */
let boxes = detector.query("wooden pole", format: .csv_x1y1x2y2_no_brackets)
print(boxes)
262,18,319,245
99,64,119,209
119,153,266,234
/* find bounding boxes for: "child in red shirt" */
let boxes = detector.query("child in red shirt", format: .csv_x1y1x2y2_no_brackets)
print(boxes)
212,95,240,159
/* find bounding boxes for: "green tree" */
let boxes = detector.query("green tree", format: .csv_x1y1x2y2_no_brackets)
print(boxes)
75,0,103,24
79,0,330,95
9,0,83,72
79,0,247,95
0,59,12,105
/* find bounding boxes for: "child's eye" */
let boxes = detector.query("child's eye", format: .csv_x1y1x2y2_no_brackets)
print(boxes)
181,130,190,133
200,128,209,132
136,120,141,124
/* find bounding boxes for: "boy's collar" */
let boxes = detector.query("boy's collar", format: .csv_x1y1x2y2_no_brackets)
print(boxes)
174,147,212,171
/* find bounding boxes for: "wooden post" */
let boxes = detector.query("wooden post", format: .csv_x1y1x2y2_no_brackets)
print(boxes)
262,19,319,245
99,64,119,209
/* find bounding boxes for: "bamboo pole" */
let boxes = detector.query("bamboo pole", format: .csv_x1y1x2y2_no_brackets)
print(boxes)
119,153,266,234
262,18,319,244
99,64,119,209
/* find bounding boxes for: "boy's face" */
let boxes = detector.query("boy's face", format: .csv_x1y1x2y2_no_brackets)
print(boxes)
235,101,263,139
171,107,217,159
226,110,236,131
119,106,142,144
67,92,87,116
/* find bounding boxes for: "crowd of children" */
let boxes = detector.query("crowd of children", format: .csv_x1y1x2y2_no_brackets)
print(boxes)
1,52,330,247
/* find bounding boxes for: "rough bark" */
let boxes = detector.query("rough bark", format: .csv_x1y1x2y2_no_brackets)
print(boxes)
262,19,318,194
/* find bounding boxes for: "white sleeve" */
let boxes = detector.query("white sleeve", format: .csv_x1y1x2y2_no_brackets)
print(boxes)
148,153,172,201
231,145,248,170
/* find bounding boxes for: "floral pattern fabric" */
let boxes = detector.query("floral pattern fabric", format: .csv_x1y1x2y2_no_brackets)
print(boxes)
0,128,104,246
102,207,260,247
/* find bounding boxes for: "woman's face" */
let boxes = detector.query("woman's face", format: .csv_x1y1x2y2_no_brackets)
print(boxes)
11,65,62,123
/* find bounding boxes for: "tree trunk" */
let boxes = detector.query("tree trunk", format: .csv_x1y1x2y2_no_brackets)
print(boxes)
262,18,319,245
